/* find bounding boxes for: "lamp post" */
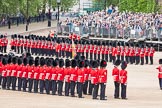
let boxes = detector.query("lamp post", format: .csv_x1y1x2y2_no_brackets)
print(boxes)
57,0,61,24
104,0,107,12
26,0,29,31
48,0,52,27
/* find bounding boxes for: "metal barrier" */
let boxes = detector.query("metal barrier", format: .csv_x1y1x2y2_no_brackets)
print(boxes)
58,24,162,40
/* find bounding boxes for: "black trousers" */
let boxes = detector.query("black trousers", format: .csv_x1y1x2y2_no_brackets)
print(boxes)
100,83,106,100
40,80,44,94
65,82,70,96
88,80,94,95
21,46,23,54
109,54,112,62
51,80,57,95
92,84,99,99
114,81,120,98
4,46,7,53
28,78,33,92
117,55,120,60
0,75,2,86
62,50,65,57
22,78,28,91
86,52,88,59
145,56,148,64
58,80,63,96
102,54,105,60
135,56,140,64
98,54,100,60
121,83,127,99
2,77,7,89
125,56,129,63
150,56,153,64
7,76,12,89
18,77,22,91
130,56,134,64
121,56,124,62
11,76,17,90
45,79,50,94
159,78,162,89
34,79,39,93
77,82,83,98
140,57,144,65
83,80,88,95
70,81,76,96
17,46,20,54
90,53,93,60
105,54,108,62
94,54,97,60
112,56,116,64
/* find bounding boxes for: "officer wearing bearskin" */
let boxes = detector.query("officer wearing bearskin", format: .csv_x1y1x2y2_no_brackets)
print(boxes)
120,61,128,99
98,60,107,100
17,57,23,91
57,59,64,96
77,60,85,98
149,44,155,65
1,56,7,89
91,60,99,99
6,56,12,90
33,57,40,93
70,59,78,97
83,60,90,95
51,59,58,95
64,59,71,96
156,59,162,90
112,59,121,99
22,57,28,92
28,57,34,93
11,57,18,90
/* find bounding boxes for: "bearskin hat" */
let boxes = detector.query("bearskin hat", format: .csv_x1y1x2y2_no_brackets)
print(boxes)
65,59,71,67
71,59,77,68
8,56,12,64
18,58,22,65
79,60,84,68
117,42,120,46
121,61,127,70
40,57,45,66
2,57,7,65
114,59,121,66
47,59,52,66
80,56,85,61
100,60,107,68
84,60,90,68
92,60,99,68
159,59,162,64
29,58,34,66
59,59,64,67
52,60,58,67
35,59,39,66
23,58,28,66
12,57,17,64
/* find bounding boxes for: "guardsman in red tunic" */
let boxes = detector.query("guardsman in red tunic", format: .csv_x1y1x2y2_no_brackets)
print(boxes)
104,41,109,62
3,35,8,53
83,60,90,95
93,41,97,60
64,59,71,96
144,44,150,64
120,61,128,99
149,44,155,65
17,57,23,91
112,59,121,99
98,60,107,100
22,58,28,92
135,44,140,65
77,60,85,98
6,56,12,90
112,43,117,63
20,36,24,54
85,42,90,59
129,43,135,64
0,55,3,87
97,41,101,60
11,57,18,90
120,43,125,61
28,57,34,93
45,58,52,94
109,42,113,62
0,35,3,52
101,41,105,60
116,42,121,60
1,57,7,89
156,59,162,90
57,59,64,96
51,59,58,95
17,35,21,54
33,57,40,93
89,41,94,60
91,60,99,99
39,57,46,94
70,59,78,97
125,43,130,63
140,45,145,65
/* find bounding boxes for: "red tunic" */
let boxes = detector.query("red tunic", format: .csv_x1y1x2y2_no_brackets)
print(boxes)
51,67,58,80
149,48,155,57
64,68,71,82
28,65,34,79
22,65,28,78
70,68,78,81
57,67,64,81
120,69,127,84
90,68,99,84
77,68,85,83
156,66,162,78
33,66,40,80
98,68,107,83
17,65,23,78
112,66,120,82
